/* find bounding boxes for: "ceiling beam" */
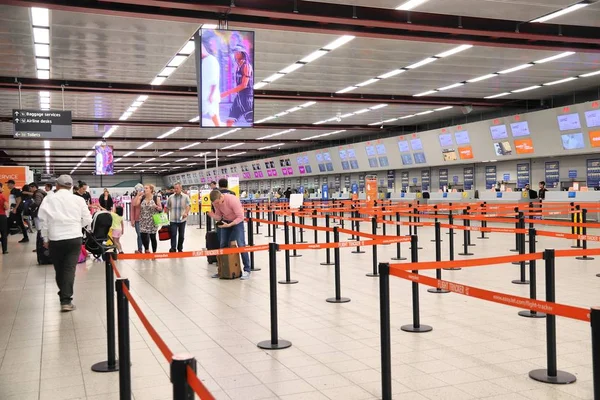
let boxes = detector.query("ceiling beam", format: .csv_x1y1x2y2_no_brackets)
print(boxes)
0,77,521,108
0,134,322,144
1,0,599,52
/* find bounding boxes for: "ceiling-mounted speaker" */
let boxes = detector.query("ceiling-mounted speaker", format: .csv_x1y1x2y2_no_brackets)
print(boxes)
460,105,473,115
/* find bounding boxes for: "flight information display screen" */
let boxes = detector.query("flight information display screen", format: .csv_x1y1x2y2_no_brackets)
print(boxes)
414,152,426,164
323,152,332,162
398,140,410,152
454,131,470,145
365,145,376,157
347,148,356,158
410,138,423,151
376,144,386,155
510,121,531,137
401,154,413,165
439,133,453,147
490,125,508,140
561,133,585,150
339,149,347,160
557,113,581,131
585,110,600,128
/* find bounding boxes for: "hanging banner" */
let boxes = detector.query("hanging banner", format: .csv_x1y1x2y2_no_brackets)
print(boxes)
321,184,329,200
200,189,212,212
228,176,240,197
587,159,600,189
517,163,530,189
190,189,199,213
544,161,560,188
421,170,430,191
387,170,395,189
366,176,378,203
485,166,497,189
463,167,474,190
401,171,409,189
438,169,448,189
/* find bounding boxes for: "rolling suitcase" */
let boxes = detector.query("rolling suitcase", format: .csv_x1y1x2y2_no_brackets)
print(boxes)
206,230,219,264
36,231,52,265
217,241,242,279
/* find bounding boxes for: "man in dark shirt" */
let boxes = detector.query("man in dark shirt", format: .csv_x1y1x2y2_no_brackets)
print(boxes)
538,181,547,200
74,181,91,205
6,179,29,242
218,179,235,195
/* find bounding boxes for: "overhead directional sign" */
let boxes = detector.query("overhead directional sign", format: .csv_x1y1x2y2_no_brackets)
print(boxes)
13,109,72,139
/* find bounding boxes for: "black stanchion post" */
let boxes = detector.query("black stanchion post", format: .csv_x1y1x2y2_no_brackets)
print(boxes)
320,214,334,266
444,210,461,270
430,205,439,243
576,209,594,261
458,209,473,256
572,204,582,249
479,202,489,239
312,210,318,244
379,262,392,400
366,217,379,277
206,212,213,233
466,206,475,247
512,213,530,285
408,205,413,236
290,213,302,258
591,307,600,400
519,228,546,318
255,210,261,235
446,203,456,236
428,222,450,294
391,211,406,261
272,212,278,244
413,207,423,249
382,207,387,235
92,252,119,373
247,214,261,272
171,355,196,400
298,215,307,244
279,222,298,285
529,249,577,384
327,227,350,303
258,243,292,350
352,213,365,254
510,207,520,252
401,235,433,333
266,209,273,238
115,279,131,400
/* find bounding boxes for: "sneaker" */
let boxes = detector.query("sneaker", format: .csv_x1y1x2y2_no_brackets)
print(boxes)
240,271,251,280
2,251,7,255
19,238,29,243
61,303,76,312
211,273,220,279
134,250,141,254
169,249,176,253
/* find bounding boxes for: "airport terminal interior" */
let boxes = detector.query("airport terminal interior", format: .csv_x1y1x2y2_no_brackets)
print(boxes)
1,0,600,399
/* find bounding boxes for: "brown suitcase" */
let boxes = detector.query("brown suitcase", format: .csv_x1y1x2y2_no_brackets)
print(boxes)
217,241,242,279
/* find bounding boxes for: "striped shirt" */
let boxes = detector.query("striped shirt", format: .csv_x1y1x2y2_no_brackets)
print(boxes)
167,193,191,222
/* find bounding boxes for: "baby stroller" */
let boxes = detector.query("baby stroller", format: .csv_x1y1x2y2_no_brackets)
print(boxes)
84,211,115,260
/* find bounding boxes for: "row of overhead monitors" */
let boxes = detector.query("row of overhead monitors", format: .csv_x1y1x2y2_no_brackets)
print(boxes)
166,100,600,187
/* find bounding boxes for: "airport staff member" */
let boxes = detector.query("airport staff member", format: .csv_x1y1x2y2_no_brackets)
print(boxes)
208,190,251,280
0,183,8,254
166,182,190,253
38,175,92,312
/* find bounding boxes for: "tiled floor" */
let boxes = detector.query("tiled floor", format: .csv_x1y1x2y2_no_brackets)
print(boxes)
0,217,597,399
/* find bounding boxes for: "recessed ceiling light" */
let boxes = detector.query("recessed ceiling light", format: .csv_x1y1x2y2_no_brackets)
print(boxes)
467,73,498,83
413,90,437,97
179,41,195,55
438,82,464,91
168,55,188,67
484,92,511,99
33,27,50,44
544,77,577,86
436,44,473,58
498,64,533,74
322,35,355,50
158,66,177,77
406,57,437,69
34,43,50,57
396,0,429,10
531,3,589,23
534,51,576,64
378,69,405,79
300,50,328,63
37,70,49,79
511,85,541,93
150,76,166,86
31,7,49,27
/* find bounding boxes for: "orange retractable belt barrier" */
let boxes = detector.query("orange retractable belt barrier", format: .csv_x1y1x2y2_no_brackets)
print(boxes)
187,366,215,400
389,268,590,322
119,244,270,260
390,252,543,272
537,230,600,242
278,235,410,251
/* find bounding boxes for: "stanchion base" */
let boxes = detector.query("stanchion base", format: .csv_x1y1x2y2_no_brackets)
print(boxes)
518,310,546,318
511,280,530,285
477,237,490,240
512,262,530,265
468,244,476,247
446,232,457,235
289,255,303,258
278,280,299,285
326,297,351,303
417,247,423,250
528,369,577,384
320,262,335,266
366,273,379,278
443,268,462,271
576,256,595,261
391,257,407,261
509,249,518,252
297,241,308,244
597,274,600,277
427,288,450,294
571,246,583,249
265,235,273,238
251,268,262,272
91,361,119,373
458,253,474,256
352,251,366,254
430,239,443,242
401,324,433,333
257,339,292,350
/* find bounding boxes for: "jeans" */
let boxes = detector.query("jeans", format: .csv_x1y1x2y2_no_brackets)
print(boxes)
169,221,186,251
134,221,143,252
219,222,250,272
0,215,7,253
49,237,82,305
8,211,28,239
141,232,157,252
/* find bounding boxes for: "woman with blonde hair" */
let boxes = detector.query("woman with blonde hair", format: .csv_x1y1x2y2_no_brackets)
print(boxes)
134,184,162,253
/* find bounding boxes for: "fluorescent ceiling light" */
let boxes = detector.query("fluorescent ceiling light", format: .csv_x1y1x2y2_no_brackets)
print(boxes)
208,128,241,140
187,163,197,167
40,97,50,105
175,158,188,162
222,143,244,150
434,106,453,111
400,114,415,119
544,76,577,86
33,27,49,44
531,3,589,23
137,95,149,102
123,151,135,157
255,116,276,123
254,82,268,90
137,142,154,150
383,118,398,123
168,55,188,67
414,90,437,97
150,77,166,86
484,92,511,99
274,111,289,117
416,110,434,116
512,85,541,93
368,121,382,126
370,104,388,110
202,24,218,29
300,50,328,63
340,113,355,118
34,44,49,57
580,70,600,78
438,82,464,91
406,57,437,69
133,163,141,167
396,0,429,10
436,44,473,58
157,127,182,139
322,35,355,50
160,163,169,166
31,7,49,26
131,101,144,108
467,73,498,83
300,101,317,108
313,120,327,125
40,105,50,110
114,158,122,162
378,69,405,79
279,63,304,74
158,66,177,77
336,86,357,94
189,116,200,122
119,112,132,121
179,142,200,150
534,51,576,64
37,70,49,79
145,158,156,163
45,149,50,157
39,91,50,98
356,78,380,87
498,64,533,74
44,140,50,148
257,129,296,140
263,73,285,83
179,41,195,55
258,143,284,150
227,152,247,157
127,106,138,113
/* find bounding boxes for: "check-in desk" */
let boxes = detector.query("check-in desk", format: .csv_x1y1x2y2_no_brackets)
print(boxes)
425,192,474,206
478,191,531,205
543,191,600,221
389,192,420,206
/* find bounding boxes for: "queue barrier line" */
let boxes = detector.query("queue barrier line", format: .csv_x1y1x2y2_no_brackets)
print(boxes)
537,230,600,242
555,248,600,258
278,235,411,251
389,268,590,322
389,252,544,272
438,224,526,235
118,244,271,260
524,218,600,229
286,221,333,233
186,365,215,400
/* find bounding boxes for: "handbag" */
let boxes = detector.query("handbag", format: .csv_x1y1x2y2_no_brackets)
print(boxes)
153,212,169,226
158,225,171,241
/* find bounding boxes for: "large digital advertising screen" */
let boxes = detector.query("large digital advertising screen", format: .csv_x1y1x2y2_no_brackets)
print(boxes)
95,144,114,175
199,29,255,128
